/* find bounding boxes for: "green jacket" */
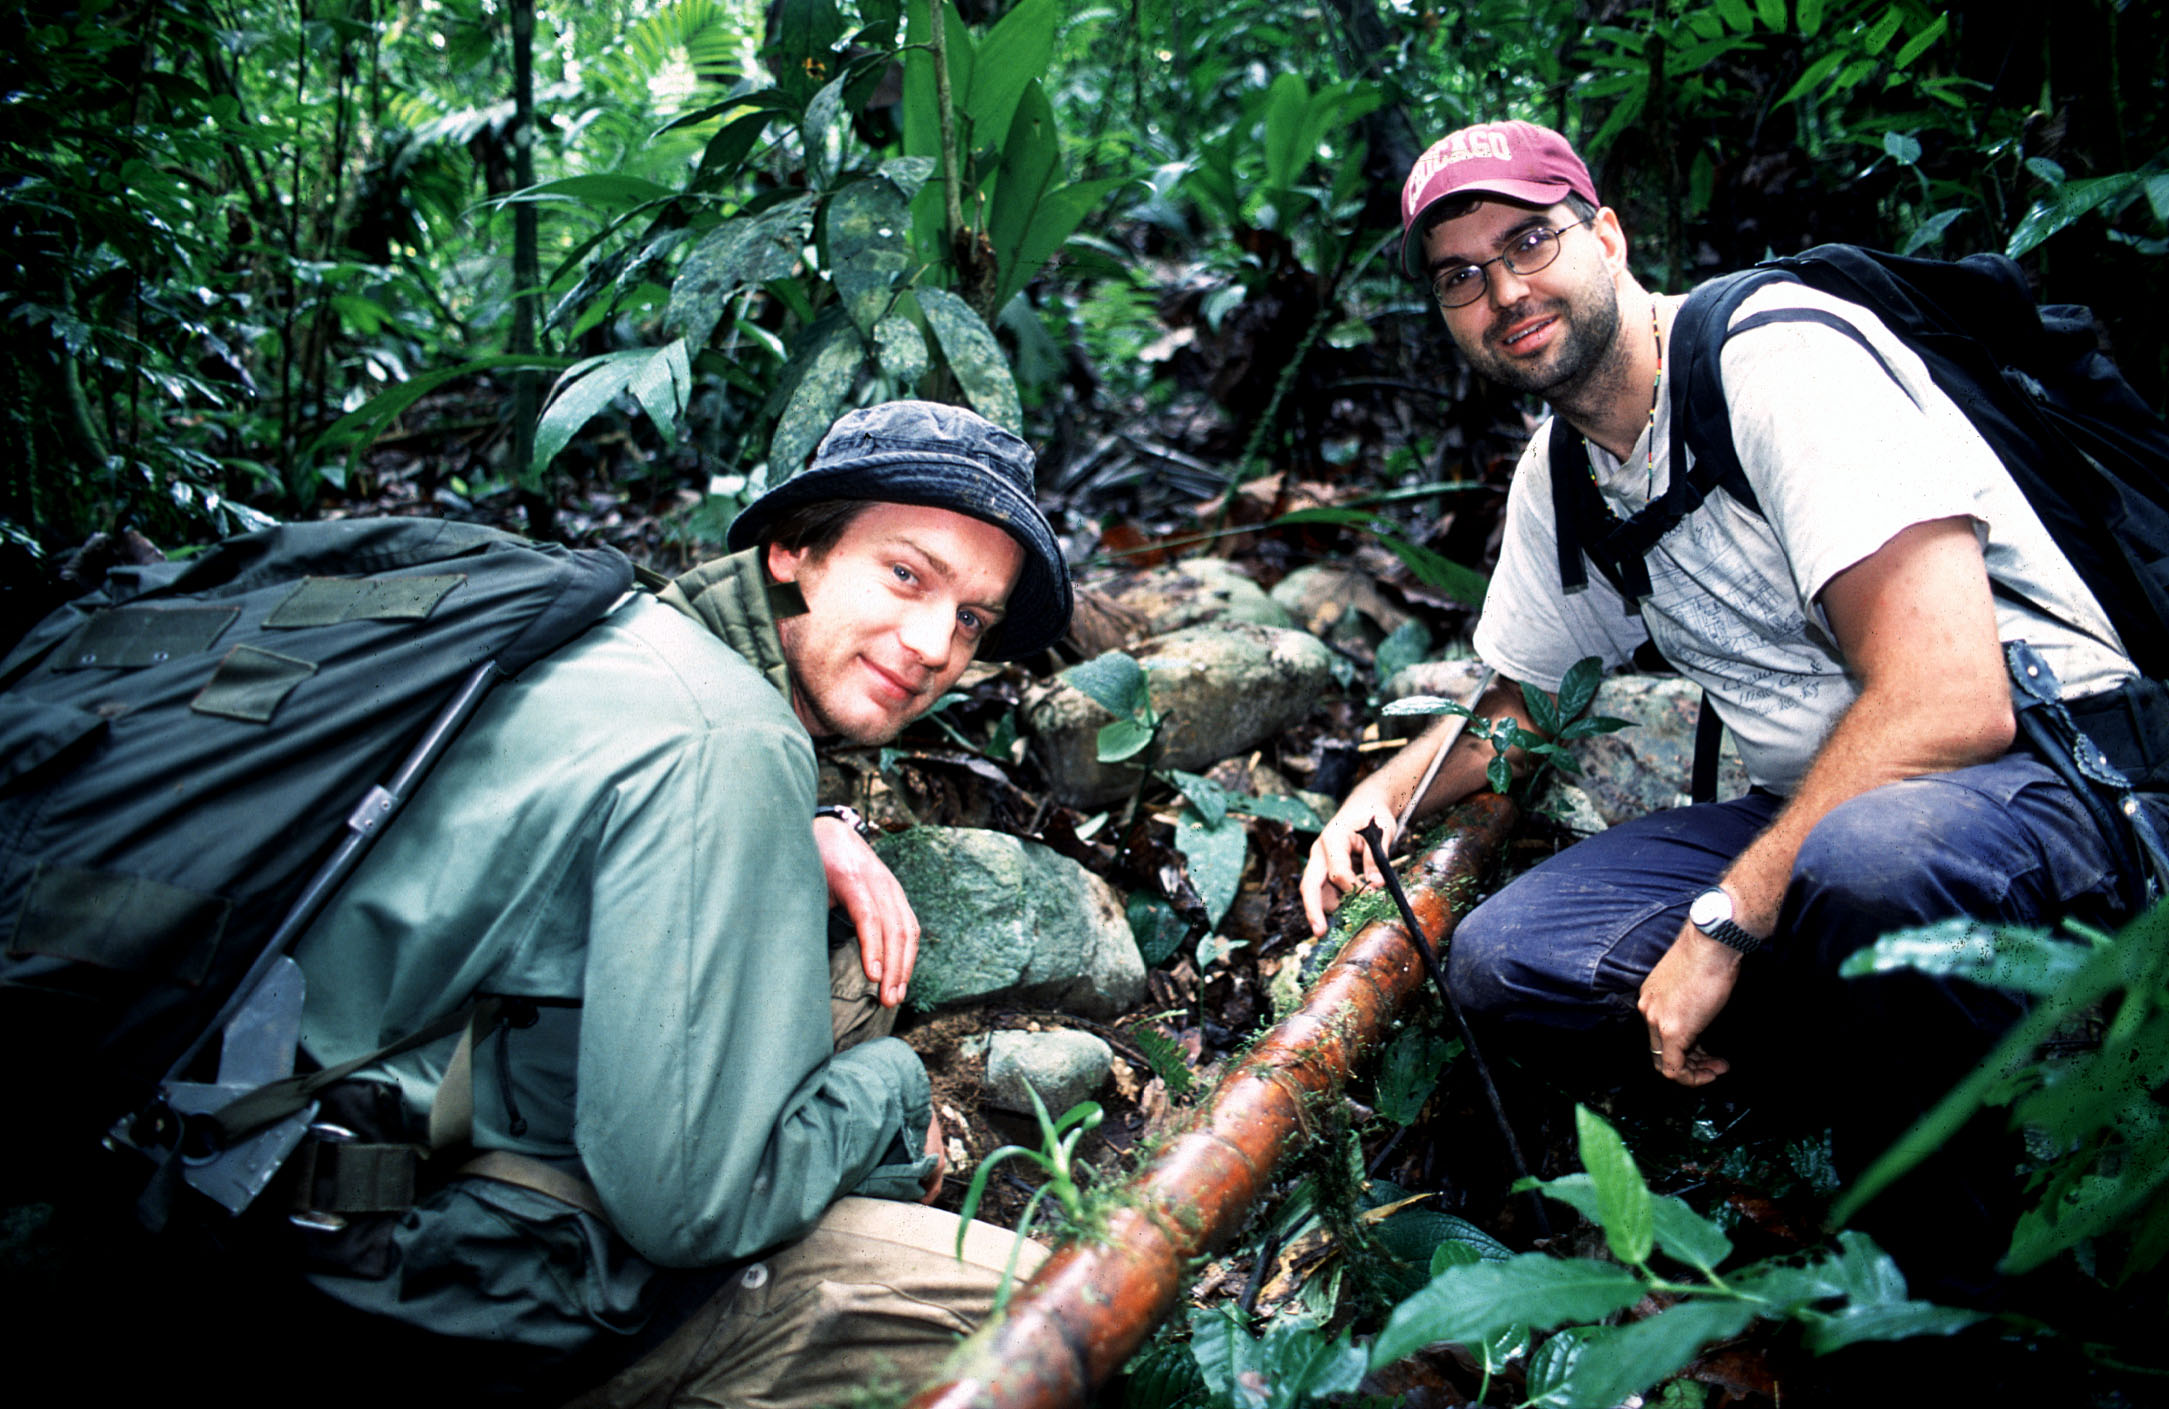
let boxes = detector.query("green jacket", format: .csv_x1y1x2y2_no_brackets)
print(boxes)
291,549,934,1353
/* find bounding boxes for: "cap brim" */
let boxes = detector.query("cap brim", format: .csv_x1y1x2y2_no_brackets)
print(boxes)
727,456,1073,661
1400,178,1580,276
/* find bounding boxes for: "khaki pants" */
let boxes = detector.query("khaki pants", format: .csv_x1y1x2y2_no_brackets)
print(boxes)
565,1198,1047,1409
562,939,1045,1409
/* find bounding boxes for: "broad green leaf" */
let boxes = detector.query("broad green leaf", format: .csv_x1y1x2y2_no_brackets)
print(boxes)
690,109,774,193
1729,1259,1840,1313
1556,1298,1759,1408
1486,755,1512,795
1753,0,1787,29
1375,1029,1455,1126
1883,131,1922,165
997,175,1139,313
1523,1324,1599,1408
1256,1319,1367,1408
1261,71,1312,195
667,197,813,351
1577,1105,1654,1265
879,155,939,203
1369,1255,1645,1368
626,338,692,445
311,354,571,478
1061,650,1149,717
1892,12,1948,68
873,312,930,384
2147,172,2169,224
1165,770,1229,828
2008,173,2144,259
1797,0,1825,35
1431,1240,1481,1275
1836,917,2091,997
1814,1230,1909,1305
1775,51,1848,107
1862,4,1905,55
767,319,865,480
1381,695,1467,717
1374,620,1434,689
531,349,645,481
1126,892,1187,966
800,71,849,190
1225,793,1324,833
1900,208,1966,255
1649,1194,1733,1274
1799,1299,1983,1354
771,0,846,100
1176,805,1248,927
988,81,1060,304
964,0,1055,156
916,286,1023,431
826,177,912,339
1098,716,1155,763
1524,680,1563,738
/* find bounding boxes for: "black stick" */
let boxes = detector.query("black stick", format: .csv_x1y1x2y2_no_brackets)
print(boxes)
1359,823,1551,1238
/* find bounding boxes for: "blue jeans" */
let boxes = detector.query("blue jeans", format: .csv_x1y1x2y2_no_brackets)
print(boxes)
1449,752,2147,1299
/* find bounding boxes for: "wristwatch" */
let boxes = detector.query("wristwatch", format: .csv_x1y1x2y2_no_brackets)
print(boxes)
1688,886,1761,955
815,804,872,838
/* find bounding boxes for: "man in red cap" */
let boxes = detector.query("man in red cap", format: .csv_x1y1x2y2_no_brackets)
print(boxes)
1301,120,2160,1299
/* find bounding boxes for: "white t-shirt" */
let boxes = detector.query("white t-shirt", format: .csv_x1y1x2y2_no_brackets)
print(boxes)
1472,282,2135,795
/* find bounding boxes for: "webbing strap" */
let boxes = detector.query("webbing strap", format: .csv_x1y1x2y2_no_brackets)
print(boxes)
460,1150,607,1219
1691,692,1726,805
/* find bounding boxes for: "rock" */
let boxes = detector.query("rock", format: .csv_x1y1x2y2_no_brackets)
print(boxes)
1086,557,1295,637
1023,623,1337,807
1561,676,1749,826
984,1030,1114,1116
1270,564,1411,640
873,827,1145,1016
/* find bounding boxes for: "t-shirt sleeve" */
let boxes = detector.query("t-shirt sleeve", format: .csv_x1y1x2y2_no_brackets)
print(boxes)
574,716,933,1268
1473,431,1654,694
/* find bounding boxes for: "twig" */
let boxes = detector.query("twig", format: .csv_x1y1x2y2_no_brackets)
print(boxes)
1360,823,1550,1238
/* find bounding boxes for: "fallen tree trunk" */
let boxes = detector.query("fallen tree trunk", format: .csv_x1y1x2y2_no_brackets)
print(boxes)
907,793,1520,1409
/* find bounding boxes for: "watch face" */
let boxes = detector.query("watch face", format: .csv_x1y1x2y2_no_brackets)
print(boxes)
1690,888,1730,928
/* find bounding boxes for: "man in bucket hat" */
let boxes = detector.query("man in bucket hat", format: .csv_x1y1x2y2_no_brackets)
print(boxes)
1302,121,2160,1306
254,400,1071,1404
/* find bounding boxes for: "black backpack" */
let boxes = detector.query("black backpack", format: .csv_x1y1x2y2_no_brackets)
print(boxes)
0,518,632,1210
1546,243,2169,798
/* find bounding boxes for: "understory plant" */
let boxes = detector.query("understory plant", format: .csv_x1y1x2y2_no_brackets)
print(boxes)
1382,656,1629,802
955,1086,1102,1310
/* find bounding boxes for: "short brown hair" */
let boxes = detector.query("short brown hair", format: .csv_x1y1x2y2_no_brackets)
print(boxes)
760,499,872,560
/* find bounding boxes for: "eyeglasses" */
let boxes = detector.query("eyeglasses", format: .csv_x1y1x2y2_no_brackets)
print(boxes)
1428,219,1592,309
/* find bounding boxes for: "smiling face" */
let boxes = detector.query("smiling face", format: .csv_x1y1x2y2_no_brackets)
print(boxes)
768,501,1026,745
1421,199,1628,402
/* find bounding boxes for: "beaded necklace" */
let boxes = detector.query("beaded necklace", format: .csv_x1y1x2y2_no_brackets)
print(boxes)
1583,301,1664,506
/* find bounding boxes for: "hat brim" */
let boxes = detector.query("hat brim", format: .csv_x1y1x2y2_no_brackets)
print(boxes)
1400,178,1580,277
727,452,1072,662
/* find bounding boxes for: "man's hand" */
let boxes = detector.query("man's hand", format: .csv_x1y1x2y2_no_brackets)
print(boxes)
1300,787,1401,937
920,1110,946,1204
813,814,919,1007
1637,925,1744,1086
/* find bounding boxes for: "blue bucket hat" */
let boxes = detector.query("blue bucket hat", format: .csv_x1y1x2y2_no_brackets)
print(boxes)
727,400,1073,661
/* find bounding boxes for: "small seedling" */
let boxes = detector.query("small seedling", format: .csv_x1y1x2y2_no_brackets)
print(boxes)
956,1085,1105,1311
1383,655,1629,800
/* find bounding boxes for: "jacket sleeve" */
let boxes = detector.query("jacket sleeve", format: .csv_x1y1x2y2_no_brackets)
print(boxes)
571,711,935,1268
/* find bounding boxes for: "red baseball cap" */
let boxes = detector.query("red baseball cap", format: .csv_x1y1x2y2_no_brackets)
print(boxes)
1399,121,1599,276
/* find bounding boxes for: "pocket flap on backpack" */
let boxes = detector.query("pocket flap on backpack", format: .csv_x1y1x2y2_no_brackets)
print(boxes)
0,698,108,795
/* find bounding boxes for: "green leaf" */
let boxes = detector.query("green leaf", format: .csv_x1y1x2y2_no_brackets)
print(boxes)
1126,893,1187,966
1524,682,1563,739
310,354,572,479
1523,1324,1599,1407
1797,0,1825,36
626,338,692,445
667,196,814,351
1369,1255,1646,1369
1176,805,1248,927
964,0,1055,155
1577,1105,1654,1265
873,313,930,384
801,71,850,191
1098,716,1156,763
531,349,644,481
1374,620,1434,689
1799,1299,1983,1354
496,173,676,213
1165,770,1229,828
1882,131,1922,165
1381,695,1468,718
1649,1194,1734,1275
826,176,913,339
1261,71,1313,195
1892,12,1949,68
1375,1029,1455,1126
1775,51,1848,107
915,287,1023,432
1556,1298,1759,1408
1835,917,2092,996
1899,208,1967,255
767,318,866,480
2007,173,2145,259
1225,793,1324,833
689,109,775,193
1714,0,1754,33
1862,4,1905,55
1062,650,1150,717
1486,755,1512,795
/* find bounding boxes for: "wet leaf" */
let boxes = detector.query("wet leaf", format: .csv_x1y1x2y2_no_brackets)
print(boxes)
767,318,865,480
1836,917,2092,997
1062,650,1150,718
1577,1105,1655,1266
667,197,813,350
916,286,1023,432
1126,892,1188,966
1226,793,1323,833
1555,1298,1759,1408
826,176,913,339
1176,805,1247,928
1374,1029,1456,1127
1370,1255,1645,1368
874,311,930,384
1165,769,1229,828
